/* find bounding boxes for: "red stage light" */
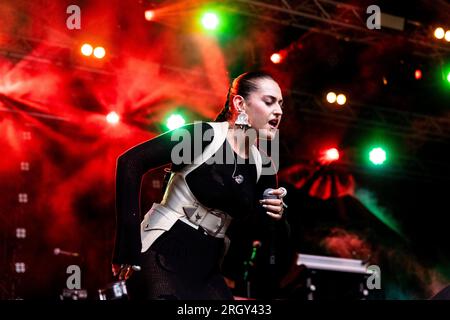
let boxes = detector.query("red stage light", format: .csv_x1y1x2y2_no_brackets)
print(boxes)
415,69,422,80
324,148,340,162
106,111,120,125
144,10,154,21
319,147,340,164
270,53,282,64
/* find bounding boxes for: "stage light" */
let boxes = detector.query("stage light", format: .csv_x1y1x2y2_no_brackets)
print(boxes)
369,147,386,165
319,147,340,164
144,10,154,21
325,148,340,161
201,12,219,30
447,71,450,83
270,53,282,64
336,94,347,105
20,162,30,171
318,147,340,164
166,114,185,130
106,111,120,125
15,262,26,273
93,46,106,59
81,43,93,56
16,228,26,239
445,31,450,42
434,27,445,39
414,69,422,80
326,92,337,103
18,193,28,203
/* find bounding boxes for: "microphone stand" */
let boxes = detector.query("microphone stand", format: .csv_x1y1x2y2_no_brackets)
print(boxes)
243,240,261,298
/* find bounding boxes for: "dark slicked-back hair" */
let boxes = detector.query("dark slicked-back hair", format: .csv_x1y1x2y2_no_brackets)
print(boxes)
215,71,275,121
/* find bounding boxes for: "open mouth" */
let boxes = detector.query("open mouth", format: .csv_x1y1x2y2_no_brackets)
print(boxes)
268,119,279,128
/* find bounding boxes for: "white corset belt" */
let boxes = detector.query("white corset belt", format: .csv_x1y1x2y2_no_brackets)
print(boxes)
140,121,261,253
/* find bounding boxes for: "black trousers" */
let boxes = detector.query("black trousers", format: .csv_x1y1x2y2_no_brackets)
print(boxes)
126,220,233,300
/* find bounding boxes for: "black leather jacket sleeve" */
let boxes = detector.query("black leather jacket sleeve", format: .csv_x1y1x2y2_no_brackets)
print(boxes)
112,122,213,265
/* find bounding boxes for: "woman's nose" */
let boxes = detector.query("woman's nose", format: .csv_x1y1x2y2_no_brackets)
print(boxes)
274,104,283,116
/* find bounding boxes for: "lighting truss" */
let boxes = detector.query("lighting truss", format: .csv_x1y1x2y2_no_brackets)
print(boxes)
289,90,450,143
219,0,450,57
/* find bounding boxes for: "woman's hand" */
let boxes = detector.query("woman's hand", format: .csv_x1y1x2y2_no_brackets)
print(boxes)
112,263,139,280
259,187,287,221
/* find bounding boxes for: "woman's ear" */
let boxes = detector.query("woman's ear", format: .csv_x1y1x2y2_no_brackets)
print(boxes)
232,95,245,113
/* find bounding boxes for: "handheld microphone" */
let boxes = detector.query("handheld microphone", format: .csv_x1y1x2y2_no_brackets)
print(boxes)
263,188,278,265
264,188,288,200
263,188,278,200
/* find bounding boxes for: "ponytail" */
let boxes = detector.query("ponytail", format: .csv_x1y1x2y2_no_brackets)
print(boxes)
214,71,275,122
215,87,232,121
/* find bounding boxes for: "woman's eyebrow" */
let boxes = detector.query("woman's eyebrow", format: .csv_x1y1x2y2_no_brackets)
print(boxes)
263,95,283,105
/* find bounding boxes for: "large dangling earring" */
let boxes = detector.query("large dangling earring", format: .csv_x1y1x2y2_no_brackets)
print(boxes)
234,109,251,130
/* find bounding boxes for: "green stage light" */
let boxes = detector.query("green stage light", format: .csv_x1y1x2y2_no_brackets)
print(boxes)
369,147,387,165
201,12,219,30
166,114,185,130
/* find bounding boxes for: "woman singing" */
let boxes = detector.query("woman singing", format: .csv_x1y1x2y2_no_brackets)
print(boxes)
112,71,288,300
